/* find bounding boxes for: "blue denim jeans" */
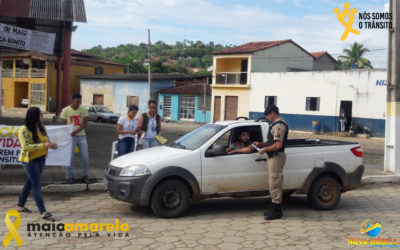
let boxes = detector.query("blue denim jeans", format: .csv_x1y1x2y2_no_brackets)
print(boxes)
118,137,135,156
141,138,159,149
67,135,89,179
18,156,46,215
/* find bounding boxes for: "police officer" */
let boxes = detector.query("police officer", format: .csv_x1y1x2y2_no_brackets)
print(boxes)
254,105,288,220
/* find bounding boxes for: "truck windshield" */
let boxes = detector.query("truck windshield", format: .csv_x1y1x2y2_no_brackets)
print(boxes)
168,124,226,150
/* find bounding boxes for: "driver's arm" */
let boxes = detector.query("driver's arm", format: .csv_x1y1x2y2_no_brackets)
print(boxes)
225,146,233,153
227,145,256,154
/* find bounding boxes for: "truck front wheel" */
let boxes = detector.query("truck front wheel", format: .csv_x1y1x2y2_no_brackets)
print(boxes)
150,179,191,218
308,176,341,210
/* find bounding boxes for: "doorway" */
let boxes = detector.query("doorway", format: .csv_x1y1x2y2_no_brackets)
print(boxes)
14,82,28,107
214,96,221,122
339,101,352,131
224,96,238,120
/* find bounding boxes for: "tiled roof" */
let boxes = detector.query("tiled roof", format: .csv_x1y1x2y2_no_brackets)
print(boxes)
158,84,211,95
311,51,327,58
212,39,291,55
29,0,87,22
311,51,337,62
0,0,86,22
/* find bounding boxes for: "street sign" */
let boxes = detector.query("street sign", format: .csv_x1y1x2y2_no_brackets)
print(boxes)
0,22,56,54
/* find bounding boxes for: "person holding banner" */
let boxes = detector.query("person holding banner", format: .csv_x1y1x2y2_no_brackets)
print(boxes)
17,107,57,221
61,94,90,184
116,105,138,156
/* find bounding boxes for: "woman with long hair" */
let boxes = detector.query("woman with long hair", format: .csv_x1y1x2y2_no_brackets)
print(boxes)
17,107,57,220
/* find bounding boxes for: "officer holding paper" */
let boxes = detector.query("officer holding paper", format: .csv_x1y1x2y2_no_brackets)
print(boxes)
253,105,288,220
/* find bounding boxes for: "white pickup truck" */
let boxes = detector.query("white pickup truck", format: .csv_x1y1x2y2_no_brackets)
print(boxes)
105,119,364,218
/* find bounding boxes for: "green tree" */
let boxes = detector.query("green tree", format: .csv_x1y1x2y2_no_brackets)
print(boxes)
339,42,373,69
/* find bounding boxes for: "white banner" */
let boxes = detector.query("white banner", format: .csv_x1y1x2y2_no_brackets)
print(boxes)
0,125,73,166
0,22,56,55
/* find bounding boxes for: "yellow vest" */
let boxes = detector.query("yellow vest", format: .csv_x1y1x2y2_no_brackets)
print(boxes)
18,126,49,163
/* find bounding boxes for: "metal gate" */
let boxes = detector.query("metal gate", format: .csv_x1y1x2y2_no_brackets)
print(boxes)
30,83,46,110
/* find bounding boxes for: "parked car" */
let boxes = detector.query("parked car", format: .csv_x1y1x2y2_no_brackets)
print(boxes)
86,106,119,124
105,119,364,218
21,97,29,107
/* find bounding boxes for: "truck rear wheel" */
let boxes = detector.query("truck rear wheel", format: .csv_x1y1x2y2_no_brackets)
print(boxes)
308,176,341,210
150,179,190,218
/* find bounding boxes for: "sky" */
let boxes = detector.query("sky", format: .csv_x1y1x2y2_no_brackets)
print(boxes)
72,0,390,68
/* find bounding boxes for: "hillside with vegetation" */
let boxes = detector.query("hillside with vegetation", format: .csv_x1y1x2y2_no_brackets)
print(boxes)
82,40,231,74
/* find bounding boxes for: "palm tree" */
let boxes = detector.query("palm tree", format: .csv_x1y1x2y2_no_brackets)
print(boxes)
339,42,373,69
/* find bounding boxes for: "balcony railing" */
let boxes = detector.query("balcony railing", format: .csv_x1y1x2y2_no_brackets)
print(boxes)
15,69,29,78
31,68,46,78
1,68,46,78
1,69,13,78
215,72,248,85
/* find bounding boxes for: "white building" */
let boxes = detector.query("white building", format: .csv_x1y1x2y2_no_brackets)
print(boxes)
248,69,387,137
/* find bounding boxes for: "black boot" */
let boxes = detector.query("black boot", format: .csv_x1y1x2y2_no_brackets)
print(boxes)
264,203,283,220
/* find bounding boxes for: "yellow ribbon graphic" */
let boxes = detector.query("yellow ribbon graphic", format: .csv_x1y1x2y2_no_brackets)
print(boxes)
3,210,23,247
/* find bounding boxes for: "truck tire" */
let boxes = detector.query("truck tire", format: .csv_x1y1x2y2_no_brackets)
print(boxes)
96,117,102,123
150,179,191,218
308,176,341,210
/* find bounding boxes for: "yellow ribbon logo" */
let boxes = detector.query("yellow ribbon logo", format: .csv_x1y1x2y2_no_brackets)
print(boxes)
3,210,23,247
334,2,360,41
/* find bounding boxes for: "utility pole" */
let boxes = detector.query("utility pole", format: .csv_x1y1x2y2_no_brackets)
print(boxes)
384,0,400,174
203,77,208,123
148,29,152,100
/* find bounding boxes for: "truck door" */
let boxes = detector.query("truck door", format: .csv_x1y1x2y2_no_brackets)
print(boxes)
200,125,268,193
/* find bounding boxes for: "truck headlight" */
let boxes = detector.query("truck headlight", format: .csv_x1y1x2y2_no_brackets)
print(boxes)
119,165,151,177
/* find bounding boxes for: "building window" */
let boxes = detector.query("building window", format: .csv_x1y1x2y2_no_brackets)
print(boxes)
264,96,277,108
94,66,104,75
197,95,211,111
306,97,320,111
127,96,139,107
163,96,171,118
179,96,195,120
93,94,104,105
1,60,13,77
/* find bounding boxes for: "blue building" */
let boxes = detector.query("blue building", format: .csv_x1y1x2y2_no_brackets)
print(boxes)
79,73,207,115
158,83,211,123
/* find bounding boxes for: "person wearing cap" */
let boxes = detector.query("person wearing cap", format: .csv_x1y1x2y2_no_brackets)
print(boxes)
253,105,288,220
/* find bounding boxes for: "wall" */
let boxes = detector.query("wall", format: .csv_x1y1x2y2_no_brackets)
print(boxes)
211,86,250,121
70,63,124,97
251,42,314,72
80,79,115,111
313,54,336,71
114,80,174,115
158,94,211,123
249,70,387,136
158,94,179,121
194,96,211,123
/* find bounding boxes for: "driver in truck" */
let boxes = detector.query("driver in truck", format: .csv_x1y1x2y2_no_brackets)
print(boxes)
226,130,253,155
253,105,288,220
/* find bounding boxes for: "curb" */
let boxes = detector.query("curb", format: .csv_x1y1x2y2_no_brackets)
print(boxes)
361,175,400,184
0,182,107,194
